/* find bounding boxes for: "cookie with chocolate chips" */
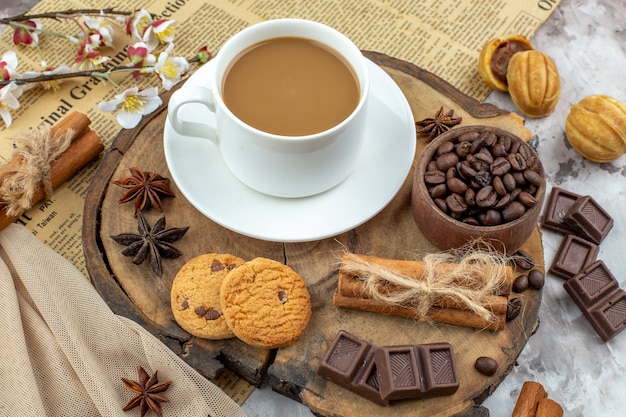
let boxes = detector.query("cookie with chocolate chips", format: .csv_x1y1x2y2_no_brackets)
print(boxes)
171,253,245,339
220,257,312,348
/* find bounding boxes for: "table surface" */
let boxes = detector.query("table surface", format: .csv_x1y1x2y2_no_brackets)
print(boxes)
1,1,624,416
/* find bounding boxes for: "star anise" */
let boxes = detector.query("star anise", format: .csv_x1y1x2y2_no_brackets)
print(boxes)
110,212,189,277
415,106,462,141
113,167,175,217
122,365,172,417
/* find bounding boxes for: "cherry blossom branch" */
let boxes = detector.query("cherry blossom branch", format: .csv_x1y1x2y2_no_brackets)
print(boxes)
0,8,132,24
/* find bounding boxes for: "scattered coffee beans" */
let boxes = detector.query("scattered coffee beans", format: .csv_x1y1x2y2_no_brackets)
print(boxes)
424,128,544,226
513,250,535,270
506,298,522,321
512,274,529,293
528,269,545,290
475,356,498,376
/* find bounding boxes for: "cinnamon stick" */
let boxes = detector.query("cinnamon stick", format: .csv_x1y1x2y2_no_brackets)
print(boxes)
333,292,505,331
337,271,509,314
511,381,548,417
535,398,563,417
0,111,91,183
0,128,104,231
340,253,514,296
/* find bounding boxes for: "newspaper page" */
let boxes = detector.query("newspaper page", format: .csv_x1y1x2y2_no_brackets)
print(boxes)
0,0,560,273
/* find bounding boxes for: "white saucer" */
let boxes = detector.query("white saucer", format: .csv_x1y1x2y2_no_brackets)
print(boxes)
163,58,416,242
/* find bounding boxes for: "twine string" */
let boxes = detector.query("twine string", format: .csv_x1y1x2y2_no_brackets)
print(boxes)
0,126,74,216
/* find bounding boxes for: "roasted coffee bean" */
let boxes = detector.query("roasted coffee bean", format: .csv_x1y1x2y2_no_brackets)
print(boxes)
512,171,526,186
484,132,497,147
524,169,543,187
508,152,527,171
502,201,526,221
470,135,486,154
472,152,493,171
483,209,502,225
457,131,480,143
518,191,538,207
436,152,459,171
492,176,507,196
446,193,468,214
463,216,480,226
447,177,468,194
457,161,477,179
494,194,511,210
475,356,498,376
465,188,476,206
506,298,522,321
446,166,457,179
498,134,512,152
434,198,448,213
509,139,521,154
509,188,522,202
514,250,535,270
425,169,446,185
429,183,448,198
455,141,472,158
528,269,545,290
491,142,507,157
474,170,492,187
427,160,439,172
502,172,517,192
518,143,535,161
437,141,455,155
513,274,529,293
490,157,511,176
476,186,497,207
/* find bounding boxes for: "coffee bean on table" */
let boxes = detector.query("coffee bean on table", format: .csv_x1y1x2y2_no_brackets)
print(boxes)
512,274,529,293
474,356,498,376
528,269,545,290
513,250,535,270
506,298,522,321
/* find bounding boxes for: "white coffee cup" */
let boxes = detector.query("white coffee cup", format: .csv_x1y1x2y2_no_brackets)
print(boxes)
167,18,370,198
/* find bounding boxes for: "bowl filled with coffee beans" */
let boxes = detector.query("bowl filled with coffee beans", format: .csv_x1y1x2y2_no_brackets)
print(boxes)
411,125,545,254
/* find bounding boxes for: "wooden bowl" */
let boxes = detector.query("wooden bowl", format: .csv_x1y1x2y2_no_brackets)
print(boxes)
411,125,545,254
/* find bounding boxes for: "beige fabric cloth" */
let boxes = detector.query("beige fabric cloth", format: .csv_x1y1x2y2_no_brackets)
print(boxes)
0,223,247,417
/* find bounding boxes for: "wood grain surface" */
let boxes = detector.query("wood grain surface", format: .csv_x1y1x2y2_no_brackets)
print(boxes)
83,51,543,417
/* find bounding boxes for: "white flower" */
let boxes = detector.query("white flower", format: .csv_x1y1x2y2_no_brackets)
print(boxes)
128,9,154,45
0,51,20,81
154,44,189,90
143,19,177,50
0,82,24,126
83,12,115,47
98,87,162,129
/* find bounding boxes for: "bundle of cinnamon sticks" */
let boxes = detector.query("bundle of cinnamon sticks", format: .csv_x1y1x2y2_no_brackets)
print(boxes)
333,252,514,331
0,111,104,231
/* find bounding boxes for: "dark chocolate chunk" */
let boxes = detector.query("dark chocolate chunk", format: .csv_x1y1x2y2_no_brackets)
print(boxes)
548,234,599,280
317,330,375,389
418,343,459,396
563,195,614,244
563,261,626,342
474,356,498,376
540,187,581,235
351,356,389,406
375,345,423,401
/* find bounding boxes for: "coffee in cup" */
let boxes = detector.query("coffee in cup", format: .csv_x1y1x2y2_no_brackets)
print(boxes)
167,19,370,198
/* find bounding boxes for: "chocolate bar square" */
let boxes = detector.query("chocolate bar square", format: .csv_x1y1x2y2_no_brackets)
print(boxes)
563,195,614,244
317,330,374,388
548,234,599,280
418,343,459,396
588,289,626,342
541,187,581,235
352,354,389,406
563,261,619,307
375,345,423,402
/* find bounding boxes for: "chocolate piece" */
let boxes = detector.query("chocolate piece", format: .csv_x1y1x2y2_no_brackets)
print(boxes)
375,345,423,401
540,187,581,235
418,343,459,396
548,234,599,280
317,330,387,405
563,195,614,244
563,261,626,341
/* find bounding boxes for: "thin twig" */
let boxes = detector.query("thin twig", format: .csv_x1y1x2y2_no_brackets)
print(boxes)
0,8,132,24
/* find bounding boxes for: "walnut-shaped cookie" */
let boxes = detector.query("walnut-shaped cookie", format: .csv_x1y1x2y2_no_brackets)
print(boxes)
478,34,534,92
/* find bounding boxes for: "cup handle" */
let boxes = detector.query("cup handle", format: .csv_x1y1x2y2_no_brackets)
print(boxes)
167,86,218,143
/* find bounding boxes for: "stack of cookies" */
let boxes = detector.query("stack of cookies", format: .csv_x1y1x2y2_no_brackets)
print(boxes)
170,254,312,349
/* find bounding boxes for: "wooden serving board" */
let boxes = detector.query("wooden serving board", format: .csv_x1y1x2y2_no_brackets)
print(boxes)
83,51,543,417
